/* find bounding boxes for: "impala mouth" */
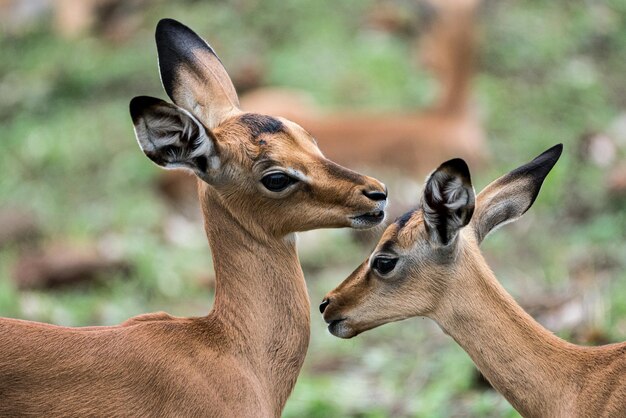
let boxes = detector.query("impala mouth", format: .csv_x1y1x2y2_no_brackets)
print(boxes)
326,317,347,335
351,210,385,228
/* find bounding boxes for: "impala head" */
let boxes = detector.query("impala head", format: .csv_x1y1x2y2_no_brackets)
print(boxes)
130,19,387,237
321,145,563,338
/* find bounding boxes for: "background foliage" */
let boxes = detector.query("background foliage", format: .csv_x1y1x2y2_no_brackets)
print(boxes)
1,1,626,416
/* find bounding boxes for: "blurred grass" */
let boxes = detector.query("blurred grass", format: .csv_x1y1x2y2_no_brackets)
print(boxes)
1,0,626,417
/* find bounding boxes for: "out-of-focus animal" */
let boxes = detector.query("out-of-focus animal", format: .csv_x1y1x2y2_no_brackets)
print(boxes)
241,0,487,180
0,0,145,41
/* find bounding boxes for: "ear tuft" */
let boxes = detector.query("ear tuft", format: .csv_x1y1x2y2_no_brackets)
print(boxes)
129,95,217,181
422,158,475,246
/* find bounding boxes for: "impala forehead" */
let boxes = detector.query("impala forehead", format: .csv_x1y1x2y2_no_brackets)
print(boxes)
238,113,284,139
241,114,322,158
279,118,322,154
214,114,323,170
235,113,315,146
376,209,426,252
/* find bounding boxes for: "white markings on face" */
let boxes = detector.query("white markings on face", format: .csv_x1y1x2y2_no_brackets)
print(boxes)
349,199,388,229
328,320,353,338
284,167,310,183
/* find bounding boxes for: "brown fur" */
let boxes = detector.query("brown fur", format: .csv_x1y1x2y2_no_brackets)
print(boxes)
323,153,626,417
0,19,388,417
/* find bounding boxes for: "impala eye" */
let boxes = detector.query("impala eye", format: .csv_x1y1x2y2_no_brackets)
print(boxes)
372,257,398,275
261,172,297,192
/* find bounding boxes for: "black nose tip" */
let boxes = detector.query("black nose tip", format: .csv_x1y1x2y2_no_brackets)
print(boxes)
319,298,330,314
363,189,387,201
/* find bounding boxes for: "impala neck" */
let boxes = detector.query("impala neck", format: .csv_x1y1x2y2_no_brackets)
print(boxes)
199,183,310,412
432,248,580,417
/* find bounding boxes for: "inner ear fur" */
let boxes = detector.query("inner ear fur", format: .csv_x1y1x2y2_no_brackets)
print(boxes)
472,144,563,244
155,18,241,129
129,95,217,182
422,158,475,246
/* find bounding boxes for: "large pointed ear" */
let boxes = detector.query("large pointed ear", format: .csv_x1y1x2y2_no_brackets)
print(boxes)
422,158,475,246
155,18,240,129
472,144,563,244
129,96,219,183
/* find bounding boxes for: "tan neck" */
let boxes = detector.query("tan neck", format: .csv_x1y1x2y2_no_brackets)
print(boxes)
199,183,311,412
432,250,581,417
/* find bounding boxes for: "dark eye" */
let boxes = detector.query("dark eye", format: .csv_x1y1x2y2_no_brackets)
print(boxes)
372,257,398,275
261,172,297,192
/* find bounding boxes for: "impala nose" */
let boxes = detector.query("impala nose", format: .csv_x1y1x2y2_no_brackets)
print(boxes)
319,298,330,314
362,188,387,202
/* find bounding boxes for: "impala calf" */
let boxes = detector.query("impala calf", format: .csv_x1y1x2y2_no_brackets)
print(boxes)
321,144,626,417
0,19,387,417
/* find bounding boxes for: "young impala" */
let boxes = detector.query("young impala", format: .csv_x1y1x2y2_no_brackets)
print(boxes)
321,144,626,418
0,19,388,417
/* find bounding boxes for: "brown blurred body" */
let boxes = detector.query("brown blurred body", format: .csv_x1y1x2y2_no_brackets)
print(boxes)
242,0,487,177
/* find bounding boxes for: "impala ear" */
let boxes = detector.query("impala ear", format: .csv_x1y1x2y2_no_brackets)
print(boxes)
155,18,241,129
472,144,562,244
422,158,475,246
129,96,219,183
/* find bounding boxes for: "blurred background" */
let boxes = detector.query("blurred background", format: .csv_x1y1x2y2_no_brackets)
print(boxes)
1,0,626,416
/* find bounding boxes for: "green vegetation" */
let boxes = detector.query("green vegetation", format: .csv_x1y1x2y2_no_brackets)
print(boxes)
1,1,625,416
